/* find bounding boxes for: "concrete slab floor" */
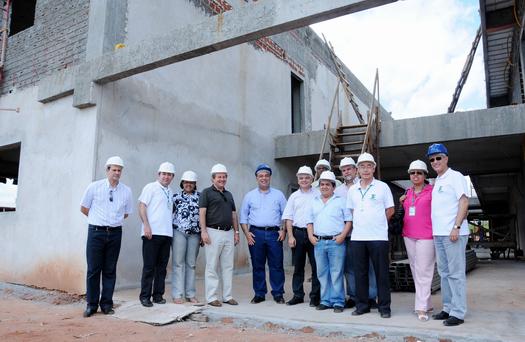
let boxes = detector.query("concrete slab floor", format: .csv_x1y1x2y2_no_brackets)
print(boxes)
113,260,525,342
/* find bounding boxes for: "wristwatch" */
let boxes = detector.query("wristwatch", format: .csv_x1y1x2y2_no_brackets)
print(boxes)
453,225,461,230
234,231,240,234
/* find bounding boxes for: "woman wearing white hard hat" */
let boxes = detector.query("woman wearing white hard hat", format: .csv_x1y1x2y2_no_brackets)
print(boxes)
400,160,435,321
171,170,201,304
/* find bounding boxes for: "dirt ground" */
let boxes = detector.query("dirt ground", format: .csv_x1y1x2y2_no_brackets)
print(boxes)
0,285,386,342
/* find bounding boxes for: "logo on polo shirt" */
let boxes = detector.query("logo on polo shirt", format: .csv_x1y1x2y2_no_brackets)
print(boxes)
438,186,444,193
370,194,376,200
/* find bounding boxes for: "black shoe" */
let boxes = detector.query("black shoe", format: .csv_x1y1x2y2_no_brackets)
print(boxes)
316,304,331,310
345,298,356,309
432,311,450,320
83,307,97,318
153,297,166,304
140,298,153,307
286,297,304,306
443,316,464,326
351,309,370,316
368,299,378,309
309,299,320,307
250,296,265,304
380,311,391,318
274,296,285,304
333,306,344,313
101,307,115,315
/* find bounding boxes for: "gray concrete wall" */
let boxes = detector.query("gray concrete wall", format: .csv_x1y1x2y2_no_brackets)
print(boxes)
0,87,98,293
1,0,90,94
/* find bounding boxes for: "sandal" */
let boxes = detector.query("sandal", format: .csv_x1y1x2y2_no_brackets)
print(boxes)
416,310,429,322
173,298,184,304
186,297,198,304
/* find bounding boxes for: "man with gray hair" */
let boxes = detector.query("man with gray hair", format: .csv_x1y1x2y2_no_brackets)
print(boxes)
80,156,133,317
138,162,176,307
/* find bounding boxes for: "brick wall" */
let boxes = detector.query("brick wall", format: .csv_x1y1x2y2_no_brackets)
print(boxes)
0,0,90,94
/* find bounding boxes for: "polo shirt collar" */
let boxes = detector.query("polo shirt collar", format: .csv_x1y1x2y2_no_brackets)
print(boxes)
357,178,376,190
437,167,452,180
212,184,227,193
105,179,119,190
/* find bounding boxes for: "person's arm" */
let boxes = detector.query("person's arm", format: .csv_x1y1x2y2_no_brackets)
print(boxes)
80,206,89,216
199,208,210,245
335,221,352,244
277,193,287,241
307,223,317,245
138,202,152,239
232,211,240,246
386,207,395,220
285,219,295,248
450,195,468,242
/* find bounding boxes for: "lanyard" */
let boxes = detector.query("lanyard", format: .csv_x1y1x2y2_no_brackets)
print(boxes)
410,185,425,206
160,185,171,207
359,184,373,201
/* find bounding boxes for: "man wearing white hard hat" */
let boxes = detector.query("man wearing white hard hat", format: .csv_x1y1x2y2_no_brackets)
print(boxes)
199,164,240,307
346,152,394,318
312,159,342,188
282,166,321,306
171,171,201,304
138,162,175,307
80,156,133,317
307,171,352,313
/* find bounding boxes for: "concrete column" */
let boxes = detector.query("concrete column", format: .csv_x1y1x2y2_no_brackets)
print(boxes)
85,0,127,60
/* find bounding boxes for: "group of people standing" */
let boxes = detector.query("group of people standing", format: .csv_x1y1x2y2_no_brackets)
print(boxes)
79,142,469,327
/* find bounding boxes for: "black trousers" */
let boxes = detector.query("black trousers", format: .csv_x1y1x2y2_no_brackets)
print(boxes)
86,226,122,311
140,235,172,301
291,227,320,300
352,240,391,313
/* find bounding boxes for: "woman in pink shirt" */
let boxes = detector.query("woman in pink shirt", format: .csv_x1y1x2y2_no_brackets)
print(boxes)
400,160,435,322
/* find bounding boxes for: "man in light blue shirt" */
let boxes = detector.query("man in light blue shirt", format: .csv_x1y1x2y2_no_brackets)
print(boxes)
307,171,352,313
240,163,287,304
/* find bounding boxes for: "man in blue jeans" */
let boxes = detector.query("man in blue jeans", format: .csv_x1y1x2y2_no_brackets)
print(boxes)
428,143,469,326
307,171,352,313
240,163,287,304
80,156,133,317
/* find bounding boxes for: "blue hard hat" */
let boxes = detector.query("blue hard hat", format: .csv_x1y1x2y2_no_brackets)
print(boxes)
255,163,272,176
427,143,448,157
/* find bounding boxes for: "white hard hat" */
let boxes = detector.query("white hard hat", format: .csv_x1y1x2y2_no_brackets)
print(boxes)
158,162,175,174
357,152,376,166
408,160,428,174
181,170,198,182
318,171,336,184
296,165,313,177
105,156,124,168
210,163,228,174
339,157,356,168
315,159,331,171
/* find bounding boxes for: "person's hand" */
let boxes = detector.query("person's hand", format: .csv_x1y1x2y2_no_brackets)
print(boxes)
399,194,407,204
277,230,286,242
449,227,459,242
234,232,240,246
144,225,153,240
245,231,255,246
334,234,346,244
308,234,318,246
288,235,296,248
201,231,211,245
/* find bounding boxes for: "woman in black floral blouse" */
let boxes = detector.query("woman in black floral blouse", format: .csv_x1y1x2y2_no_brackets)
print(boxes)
171,171,201,304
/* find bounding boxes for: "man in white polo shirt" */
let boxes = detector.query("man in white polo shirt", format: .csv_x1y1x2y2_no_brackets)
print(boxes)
346,153,394,318
427,143,469,327
138,162,175,307
80,156,133,317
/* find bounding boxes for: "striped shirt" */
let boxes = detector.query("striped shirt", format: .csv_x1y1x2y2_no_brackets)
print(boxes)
80,179,133,227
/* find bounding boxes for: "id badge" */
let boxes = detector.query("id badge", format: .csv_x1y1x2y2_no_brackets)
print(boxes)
409,206,416,216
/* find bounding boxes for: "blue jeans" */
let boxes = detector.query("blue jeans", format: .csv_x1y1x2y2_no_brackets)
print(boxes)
171,230,200,299
345,239,377,301
86,226,122,311
248,228,284,298
434,235,468,319
314,239,346,308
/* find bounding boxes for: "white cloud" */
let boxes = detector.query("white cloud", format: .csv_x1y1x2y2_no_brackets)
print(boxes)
312,0,486,119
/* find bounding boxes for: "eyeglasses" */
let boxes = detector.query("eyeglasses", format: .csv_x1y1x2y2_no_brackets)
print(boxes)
409,171,424,176
109,190,114,202
429,156,443,163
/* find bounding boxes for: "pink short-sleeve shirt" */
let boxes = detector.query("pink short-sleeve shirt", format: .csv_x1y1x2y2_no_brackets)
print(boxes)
402,184,433,239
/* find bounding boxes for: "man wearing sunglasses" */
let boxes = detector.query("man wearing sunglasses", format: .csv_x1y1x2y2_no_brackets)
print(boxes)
80,156,133,317
427,143,469,327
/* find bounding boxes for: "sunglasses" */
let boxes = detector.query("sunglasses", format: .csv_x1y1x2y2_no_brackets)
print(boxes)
409,171,424,176
429,156,443,163
109,189,114,202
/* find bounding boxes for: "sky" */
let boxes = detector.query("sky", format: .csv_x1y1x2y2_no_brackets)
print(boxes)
311,0,486,119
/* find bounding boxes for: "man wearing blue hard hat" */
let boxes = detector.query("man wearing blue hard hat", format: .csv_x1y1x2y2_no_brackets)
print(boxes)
240,163,287,304
427,143,469,326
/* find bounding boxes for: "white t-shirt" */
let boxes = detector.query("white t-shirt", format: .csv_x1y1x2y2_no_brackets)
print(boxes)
431,168,469,236
138,181,174,237
346,178,394,241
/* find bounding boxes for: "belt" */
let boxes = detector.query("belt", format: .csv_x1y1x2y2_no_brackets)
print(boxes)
314,235,335,240
89,224,122,232
208,224,232,231
293,226,308,231
251,225,280,231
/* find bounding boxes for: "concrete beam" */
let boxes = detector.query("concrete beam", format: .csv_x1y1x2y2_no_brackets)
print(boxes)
275,130,328,159
37,0,397,107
